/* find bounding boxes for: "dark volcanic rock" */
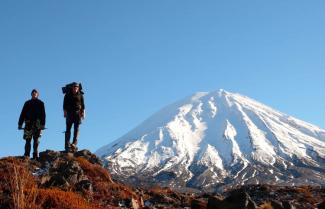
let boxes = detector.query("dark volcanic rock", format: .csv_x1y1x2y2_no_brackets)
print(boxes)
76,179,93,193
221,189,257,209
35,149,142,207
318,200,325,209
39,149,61,162
204,190,257,209
282,201,296,209
40,153,88,190
271,200,284,209
191,199,207,209
206,196,223,209
74,149,102,165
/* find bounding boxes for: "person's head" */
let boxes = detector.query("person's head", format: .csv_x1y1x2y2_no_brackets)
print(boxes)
72,82,79,94
31,89,39,99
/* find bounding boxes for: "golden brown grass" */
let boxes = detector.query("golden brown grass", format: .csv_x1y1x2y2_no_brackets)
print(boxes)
0,157,113,209
1,157,40,209
37,188,108,209
76,157,113,183
76,157,140,205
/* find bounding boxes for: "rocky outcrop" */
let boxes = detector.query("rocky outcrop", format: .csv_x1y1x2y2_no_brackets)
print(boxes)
0,150,142,208
205,190,257,209
271,200,285,209
222,189,257,209
206,196,223,209
191,199,207,209
38,149,102,191
37,149,142,207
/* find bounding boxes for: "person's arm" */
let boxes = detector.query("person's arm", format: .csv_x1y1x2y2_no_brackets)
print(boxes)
81,95,85,119
18,102,27,129
41,101,46,128
63,94,68,117
81,94,85,110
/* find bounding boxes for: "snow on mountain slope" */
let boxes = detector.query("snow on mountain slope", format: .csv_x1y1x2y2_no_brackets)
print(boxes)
96,89,325,191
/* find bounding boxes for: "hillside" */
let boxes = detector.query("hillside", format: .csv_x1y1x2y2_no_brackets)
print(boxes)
0,150,324,209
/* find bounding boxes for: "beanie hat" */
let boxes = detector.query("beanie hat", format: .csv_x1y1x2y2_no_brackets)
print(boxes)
31,89,38,95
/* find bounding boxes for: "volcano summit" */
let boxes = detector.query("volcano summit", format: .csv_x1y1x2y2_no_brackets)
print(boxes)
96,90,325,191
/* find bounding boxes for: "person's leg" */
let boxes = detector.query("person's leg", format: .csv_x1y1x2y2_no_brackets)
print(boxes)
32,130,40,159
24,138,32,157
72,112,81,146
65,116,73,151
23,122,33,158
72,121,80,146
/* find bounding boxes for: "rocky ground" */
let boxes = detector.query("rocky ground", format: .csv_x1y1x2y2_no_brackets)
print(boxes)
0,150,324,209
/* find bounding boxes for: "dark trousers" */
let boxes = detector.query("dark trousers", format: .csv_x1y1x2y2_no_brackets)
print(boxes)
23,121,41,158
65,112,81,150
24,136,39,158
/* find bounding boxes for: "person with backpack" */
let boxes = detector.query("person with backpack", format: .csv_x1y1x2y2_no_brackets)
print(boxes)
63,82,85,152
18,89,46,159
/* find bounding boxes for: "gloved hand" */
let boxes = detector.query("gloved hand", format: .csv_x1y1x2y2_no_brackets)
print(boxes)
18,125,23,130
80,110,85,119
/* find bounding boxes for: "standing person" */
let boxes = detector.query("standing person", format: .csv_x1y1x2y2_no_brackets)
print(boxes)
63,82,85,152
18,89,46,159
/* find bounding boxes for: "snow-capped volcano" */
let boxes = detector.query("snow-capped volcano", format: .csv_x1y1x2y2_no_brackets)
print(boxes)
96,89,325,191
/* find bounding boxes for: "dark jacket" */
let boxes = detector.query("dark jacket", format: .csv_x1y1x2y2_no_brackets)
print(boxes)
63,92,85,113
18,99,46,126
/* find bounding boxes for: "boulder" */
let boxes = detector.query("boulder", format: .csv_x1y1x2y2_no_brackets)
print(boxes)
39,151,90,191
39,150,61,162
191,199,207,209
76,179,93,193
317,200,325,209
74,149,102,165
221,189,257,209
206,196,223,209
282,201,296,209
270,200,284,209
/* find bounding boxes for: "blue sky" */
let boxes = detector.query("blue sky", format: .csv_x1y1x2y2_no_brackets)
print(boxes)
0,0,324,157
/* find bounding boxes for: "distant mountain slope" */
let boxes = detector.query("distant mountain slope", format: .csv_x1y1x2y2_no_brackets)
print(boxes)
97,89,325,191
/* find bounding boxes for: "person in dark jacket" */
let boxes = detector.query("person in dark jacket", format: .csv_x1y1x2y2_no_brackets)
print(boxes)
63,82,85,152
18,89,46,159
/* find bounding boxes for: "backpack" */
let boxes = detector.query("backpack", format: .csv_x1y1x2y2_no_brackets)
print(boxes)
62,82,84,94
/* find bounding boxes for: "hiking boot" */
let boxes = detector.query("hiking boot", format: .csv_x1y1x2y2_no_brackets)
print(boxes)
72,130,78,146
23,155,30,160
70,143,78,152
32,153,39,161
